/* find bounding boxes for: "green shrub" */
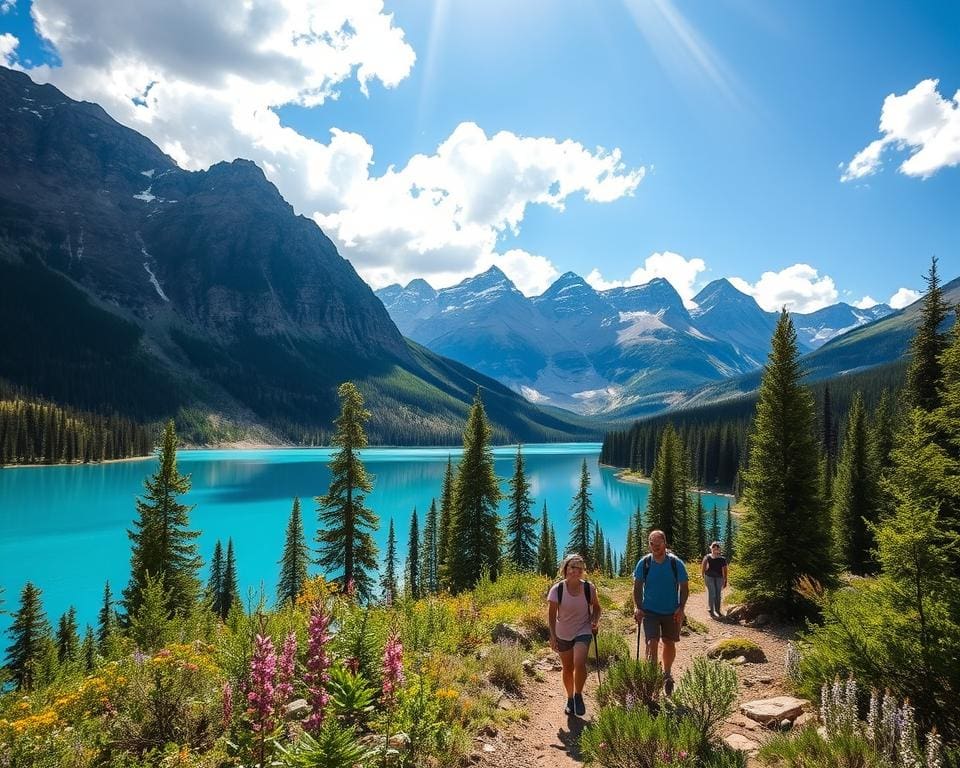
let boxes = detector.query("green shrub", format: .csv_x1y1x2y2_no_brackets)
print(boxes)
596,659,665,709
580,706,701,767
484,641,525,694
277,719,374,768
327,665,376,729
758,725,885,768
682,616,709,635
669,656,738,751
707,638,766,662
590,632,630,668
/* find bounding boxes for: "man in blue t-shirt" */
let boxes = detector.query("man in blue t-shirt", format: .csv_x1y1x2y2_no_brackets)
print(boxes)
633,529,689,695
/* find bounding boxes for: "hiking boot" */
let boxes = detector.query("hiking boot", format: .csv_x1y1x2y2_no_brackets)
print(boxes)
574,693,586,716
564,696,575,715
663,674,675,696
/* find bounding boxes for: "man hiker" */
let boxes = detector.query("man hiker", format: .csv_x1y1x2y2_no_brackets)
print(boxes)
633,529,689,695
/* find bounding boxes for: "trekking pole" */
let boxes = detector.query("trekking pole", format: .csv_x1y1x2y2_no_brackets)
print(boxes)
635,625,641,660
593,629,602,689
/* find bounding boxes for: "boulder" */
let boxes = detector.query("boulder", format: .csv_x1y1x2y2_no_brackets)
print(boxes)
741,696,810,725
707,639,767,663
491,623,532,648
283,698,309,718
725,733,760,753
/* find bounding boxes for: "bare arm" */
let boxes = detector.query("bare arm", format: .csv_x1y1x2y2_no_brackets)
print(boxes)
702,556,709,576
633,579,644,622
722,564,728,588
591,590,602,630
674,581,689,623
548,601,558,650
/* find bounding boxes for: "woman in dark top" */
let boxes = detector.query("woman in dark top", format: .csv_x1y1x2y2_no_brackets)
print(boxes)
701,541,728,618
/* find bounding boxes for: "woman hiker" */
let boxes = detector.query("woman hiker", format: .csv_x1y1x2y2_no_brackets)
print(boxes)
547,553,601,717
701,540,728,619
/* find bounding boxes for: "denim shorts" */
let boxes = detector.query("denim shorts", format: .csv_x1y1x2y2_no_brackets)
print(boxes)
556,633,593,652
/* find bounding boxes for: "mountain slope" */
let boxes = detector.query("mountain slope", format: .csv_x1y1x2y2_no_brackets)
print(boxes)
0,66,593,443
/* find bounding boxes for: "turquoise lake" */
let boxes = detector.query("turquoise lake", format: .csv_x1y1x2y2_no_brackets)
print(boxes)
0,444,730,634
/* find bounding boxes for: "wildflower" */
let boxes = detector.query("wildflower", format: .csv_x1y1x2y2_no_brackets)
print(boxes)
276,632,297,706
880,688,898,760
304,602,332,732
866,688,880,742
247,634,278,734
381,631,405,706
926,728,942,768
222,681,234,729
898,699,920,768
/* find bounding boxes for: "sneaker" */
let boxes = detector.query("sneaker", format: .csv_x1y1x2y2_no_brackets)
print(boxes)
564,696,575,715
663,674,674,696
574,693,586,716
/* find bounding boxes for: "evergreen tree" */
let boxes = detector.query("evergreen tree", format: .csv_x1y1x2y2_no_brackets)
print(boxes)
870,389,897,472
738,311,834,614
832,393,881,574
724,502,735,561
220,538,239,618
437,456,455,587
505,444,537,570
646,426,690,548
695,493,707,556
207,540,224,615
56,606,79,663
906,256,950,411
382,517,398,603
623,518,636,575
130,572,170,651
81,625,96,671
605,540,614,578
591,521,605,574
567,459,594,564
97,580,117,651
5,582,52,691
123,420,201,619
548,524,559,574
421,498,439,595
536,503,555,576
632,505,646,566
406,507,420,599
447,391,503,592
316,382,380,601
277,497,309,606
709,503,720,545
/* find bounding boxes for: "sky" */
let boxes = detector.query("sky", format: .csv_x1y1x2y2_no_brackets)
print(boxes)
1,0,958,313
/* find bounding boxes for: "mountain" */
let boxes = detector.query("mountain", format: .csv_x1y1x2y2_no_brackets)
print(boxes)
792,302,893,348
690,279,783,367
0,66,595,444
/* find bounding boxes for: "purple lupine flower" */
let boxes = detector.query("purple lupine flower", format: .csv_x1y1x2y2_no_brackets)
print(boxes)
247,634,278,733
222,681,234,728
276,632,297,706
381,631,405,706
304,602,332,732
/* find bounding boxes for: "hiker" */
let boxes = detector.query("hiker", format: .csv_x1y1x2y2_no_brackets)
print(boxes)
633,530,689,695
547,553,601,717
701,541,728,619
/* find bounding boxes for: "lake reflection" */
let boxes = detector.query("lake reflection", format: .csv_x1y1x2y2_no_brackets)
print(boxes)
0,444,730,634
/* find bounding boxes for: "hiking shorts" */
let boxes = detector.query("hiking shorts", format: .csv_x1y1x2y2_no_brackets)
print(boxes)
642,611,680,643
555,633,593,652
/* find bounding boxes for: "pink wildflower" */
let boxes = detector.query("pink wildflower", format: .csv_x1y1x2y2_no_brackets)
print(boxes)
247,634,278,734
381,631,405,707
304,602,333,732
222,681,234,728
276,632,297,706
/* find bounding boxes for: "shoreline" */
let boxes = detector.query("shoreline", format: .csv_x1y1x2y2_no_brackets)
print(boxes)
609,465,736,500
2,455,155,470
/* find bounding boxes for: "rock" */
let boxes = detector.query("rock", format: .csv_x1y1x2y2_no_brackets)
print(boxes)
482,743,496,753
780,718,793,731
482,724,499,737
492,623,532,647
283,698,309,718
725,733,759,753
757,675,773,684
706,639,767,663
731,656,747,665
794,712,817,728
388,733,410,749
741,696,811,725
749,614,771,628
522,659,536,675
742,678,754,687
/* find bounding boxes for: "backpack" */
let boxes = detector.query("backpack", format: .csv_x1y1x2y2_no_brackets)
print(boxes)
639,552,679,585
556,579,592,608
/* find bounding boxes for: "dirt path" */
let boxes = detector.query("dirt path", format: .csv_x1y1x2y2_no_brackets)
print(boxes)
474,585,798,767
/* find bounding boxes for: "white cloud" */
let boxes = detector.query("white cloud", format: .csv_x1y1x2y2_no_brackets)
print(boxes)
853,296,879,309
1,0,15,14
21,0,642,292
889,287,921,309
585,251,705,307
842,79,960,181
0,33,18,66
728,263,838,313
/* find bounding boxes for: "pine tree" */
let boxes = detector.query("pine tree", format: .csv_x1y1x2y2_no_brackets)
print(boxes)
567,459,594,564
437,456,455,587
548,524,558,576
623,518,636,575
832,393,881,574
646,426,690,548
277,497,309,606
709,503,721,545
536,503,555,576
406,507,420,599
221,538,239,618
130,572,170,651
724,502,735,561
56,606,79,663
907,256,950,412
505,444,537,570
81,625,96,671
738,311,834,614
5,582,52,691
695,493,707,556
632,505,646,566
97,580,117,651
123,420,201,619
605,540,614,577
422,498,439,595
207,540,224,615
316,382,380,601
591,521,604,574
447,391,503,592
382,517,398,603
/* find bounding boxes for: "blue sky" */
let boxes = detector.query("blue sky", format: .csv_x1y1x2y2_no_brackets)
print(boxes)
1,0,958,311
